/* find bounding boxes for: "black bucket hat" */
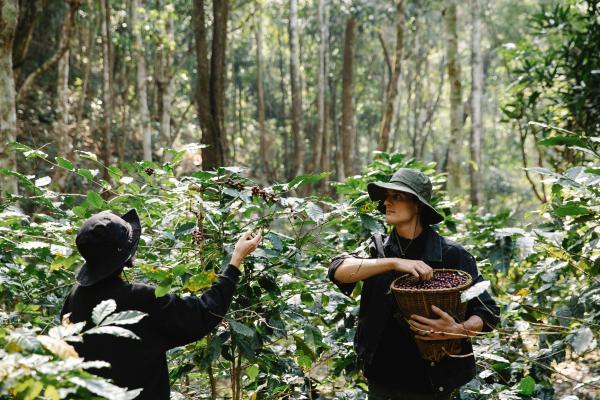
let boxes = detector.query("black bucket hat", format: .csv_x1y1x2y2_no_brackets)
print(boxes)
367,168,444,225
75,209,141,286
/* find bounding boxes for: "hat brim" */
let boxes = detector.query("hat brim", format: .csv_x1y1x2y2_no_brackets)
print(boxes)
75,209,142,286
367,181,444,225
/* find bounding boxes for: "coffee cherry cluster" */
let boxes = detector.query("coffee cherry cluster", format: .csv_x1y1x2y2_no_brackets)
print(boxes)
394,271,467,290
251,185,277,202
225,178,245,191
192,228,204,244
144,167,155,176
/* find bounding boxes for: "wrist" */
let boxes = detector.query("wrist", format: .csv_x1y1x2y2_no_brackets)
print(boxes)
230,254,243,268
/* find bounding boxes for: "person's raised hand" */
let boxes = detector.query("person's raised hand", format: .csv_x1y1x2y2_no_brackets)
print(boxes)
392,259,433,281
230,229,262,268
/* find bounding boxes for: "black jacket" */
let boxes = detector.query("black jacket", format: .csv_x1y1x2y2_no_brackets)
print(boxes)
60,264,241,399
328,226,500,394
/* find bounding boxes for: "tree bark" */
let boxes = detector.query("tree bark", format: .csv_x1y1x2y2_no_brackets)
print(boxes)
100,0,112,169
312,0,326,176
254,4,270,180
193,0,228,170
53,6,74,190
469,0,484,207
0,0,19,195
340,16,356,178
132,0,152,161
378,0,405,152
319,0,330,192
444,0,463,194
156,0,175,155
289,0,304,178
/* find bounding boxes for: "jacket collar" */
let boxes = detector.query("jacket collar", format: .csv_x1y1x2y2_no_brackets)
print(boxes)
383,225,443,262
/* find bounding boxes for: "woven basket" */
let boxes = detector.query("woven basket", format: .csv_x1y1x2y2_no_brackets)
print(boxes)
390,269,473,362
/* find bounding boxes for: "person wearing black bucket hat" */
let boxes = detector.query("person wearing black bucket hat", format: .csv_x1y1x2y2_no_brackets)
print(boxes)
328,168,500,399
61,209,262,399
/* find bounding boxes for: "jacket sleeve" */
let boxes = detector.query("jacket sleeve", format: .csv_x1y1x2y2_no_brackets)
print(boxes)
150,264,241,349
327,238,378,297
460,251,500,332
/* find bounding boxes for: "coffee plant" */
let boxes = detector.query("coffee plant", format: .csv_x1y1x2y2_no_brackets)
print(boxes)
0,139,598,399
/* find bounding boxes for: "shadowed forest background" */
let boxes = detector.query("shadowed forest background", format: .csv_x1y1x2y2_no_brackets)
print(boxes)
0,0,598,399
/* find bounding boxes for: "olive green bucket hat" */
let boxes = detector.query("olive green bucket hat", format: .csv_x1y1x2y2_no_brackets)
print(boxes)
367,168,444,225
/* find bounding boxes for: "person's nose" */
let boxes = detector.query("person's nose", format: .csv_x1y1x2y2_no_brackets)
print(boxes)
383,196,391,207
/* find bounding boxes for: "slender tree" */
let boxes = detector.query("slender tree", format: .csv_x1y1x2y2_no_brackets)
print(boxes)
0,0,19,195
470,0,484,206
378,0,405,152
289,0,304,178
131,0,151,161
444,0,463,194
193,0,228,170
254,4,271,180
340,15,356,179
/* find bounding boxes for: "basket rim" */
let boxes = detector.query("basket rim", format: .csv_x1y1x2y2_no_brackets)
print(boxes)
389,268,473,294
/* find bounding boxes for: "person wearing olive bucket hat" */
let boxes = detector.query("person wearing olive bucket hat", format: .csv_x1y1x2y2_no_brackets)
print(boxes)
328,168,500,399
61,209,262,399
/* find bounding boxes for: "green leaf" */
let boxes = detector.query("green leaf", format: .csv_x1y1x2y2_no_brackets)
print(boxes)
461,281,491,303
246,364,259,381
69,377,142,400
55,157,74,170
107,166,123,180
517,376,535,396
554,203,590,217
571,327,595,354
77,150,98,161
538,136,586,147
86,326,141,340
77,168,95,181
155,277,173,297
100,310,147,326
92,299,117,325
86,191,105,209
286,172,330,190
228,320,255,337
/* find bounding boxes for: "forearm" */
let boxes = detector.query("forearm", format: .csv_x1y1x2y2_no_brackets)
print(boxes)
460,314,484,337
334,257,395,283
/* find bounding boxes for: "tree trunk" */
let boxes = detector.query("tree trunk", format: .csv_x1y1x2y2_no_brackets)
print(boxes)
156,0,175,155
312,0,326,176
193,0,228,170
132,0,151,161
378,0,405,152
319,0,330,192
277,27,289,179
0,0,19,195
53,10,73,190
469,0,484,207
444,0,463,194
340,16,356,178
100,0,112,169
289,0,304,178
254,4,270,181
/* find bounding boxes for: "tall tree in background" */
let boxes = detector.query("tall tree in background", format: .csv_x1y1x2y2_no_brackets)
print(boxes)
340,15,356,180
254,3,271,180
100,0,112,169
0,0,19,195
53,2,77,189
318,0,330,191
156,0,175,153
444,0,463,194
131,0,151,161
470,0,484,206
289,0,304,178
193,0,228,170
378,0,405,152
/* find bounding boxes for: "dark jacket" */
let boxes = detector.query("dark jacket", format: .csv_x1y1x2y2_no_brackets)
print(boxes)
328,226,500,394
60,264,241,399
